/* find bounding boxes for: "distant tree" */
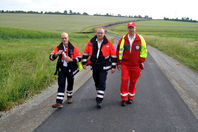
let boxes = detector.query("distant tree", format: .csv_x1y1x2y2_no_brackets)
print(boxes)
64,10,67,15
69,10,73,14
83,12,88,15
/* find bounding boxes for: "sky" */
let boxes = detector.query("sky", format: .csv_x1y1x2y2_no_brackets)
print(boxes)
0,0,198,20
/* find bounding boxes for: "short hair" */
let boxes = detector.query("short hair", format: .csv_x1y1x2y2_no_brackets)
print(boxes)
97,27,106,33
61,32,68,37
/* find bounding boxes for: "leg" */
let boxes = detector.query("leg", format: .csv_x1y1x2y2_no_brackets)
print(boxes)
92,67,99,89
128,68,141,100
96,71,108,103
56,69,67,104
66,72,74,104
120,64,130,101
66,72,74,99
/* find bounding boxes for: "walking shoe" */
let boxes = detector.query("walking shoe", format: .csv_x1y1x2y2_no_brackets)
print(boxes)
52,103,63,109
67,98,72,104
128,99,133,104
96,102,102,109
121,101,127,107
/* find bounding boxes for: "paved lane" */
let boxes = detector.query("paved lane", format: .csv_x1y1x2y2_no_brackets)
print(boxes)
35,53,198,132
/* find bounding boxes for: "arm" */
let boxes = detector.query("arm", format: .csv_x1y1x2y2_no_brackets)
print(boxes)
82,41,91,69
49,46,62,61
109,41,117,73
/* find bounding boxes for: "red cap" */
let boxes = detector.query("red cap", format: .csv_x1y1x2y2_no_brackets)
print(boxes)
128,21,136,27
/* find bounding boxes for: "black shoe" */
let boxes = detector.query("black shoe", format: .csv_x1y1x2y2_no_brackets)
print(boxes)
128,99,133,104
121,101,127,107
96,102,102,109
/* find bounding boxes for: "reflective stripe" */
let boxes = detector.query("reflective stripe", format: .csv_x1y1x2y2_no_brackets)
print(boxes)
72,69,78,75
139,35,147,58
58,93,64,96
82,59,87,62
103,66,111,70
97,90,104,94
111,55,117,58
119,36,125,61
67,91,72,93
50,54,54,60
75,57,79,62
67,93,73,96
56,96,64,100
83,53,89,56
120,93,128,96
105,55,110,59
112,63,116,66
97,95,104,98
128,93,135,96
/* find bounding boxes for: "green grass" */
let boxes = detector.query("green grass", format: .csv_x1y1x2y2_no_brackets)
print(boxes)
107,20,198,72
0,27,91,111
0,13,134,32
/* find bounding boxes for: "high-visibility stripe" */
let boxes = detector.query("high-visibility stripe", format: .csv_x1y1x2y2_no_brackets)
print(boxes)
119,35,125,61
97,90,104,94
111,55,117,58
120,93,128,96
82,59,87,62
105,55,110,59
50,54,54,60
75,57,79,62
56,96,64,100
103,66,111,70
112,63,117,66
139,35,147,58
128,93,135,96
83,53,89,56
97,95,104,98
57,93,64,96
67,93,73,96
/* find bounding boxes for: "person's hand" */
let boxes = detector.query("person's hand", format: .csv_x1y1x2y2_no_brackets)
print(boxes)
117,65,121,71
111,68,116,73
140,63,144,70
55,50,63,57
83,65,87,69
65,56,73,63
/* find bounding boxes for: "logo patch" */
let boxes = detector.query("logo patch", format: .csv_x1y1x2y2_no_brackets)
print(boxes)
136,45,140,50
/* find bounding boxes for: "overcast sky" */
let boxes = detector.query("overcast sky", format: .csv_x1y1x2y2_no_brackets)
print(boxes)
1,0,198,20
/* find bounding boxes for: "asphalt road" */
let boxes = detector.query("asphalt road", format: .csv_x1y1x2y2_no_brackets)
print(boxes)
35,52,198,132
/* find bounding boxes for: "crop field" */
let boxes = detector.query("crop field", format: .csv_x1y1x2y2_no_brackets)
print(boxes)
0,13,134,32
107,20,198,72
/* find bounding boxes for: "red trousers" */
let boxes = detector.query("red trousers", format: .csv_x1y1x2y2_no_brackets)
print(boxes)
120,64,141,101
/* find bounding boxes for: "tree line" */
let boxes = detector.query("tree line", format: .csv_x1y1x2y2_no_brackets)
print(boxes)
164,17,197,22
0,10,152,19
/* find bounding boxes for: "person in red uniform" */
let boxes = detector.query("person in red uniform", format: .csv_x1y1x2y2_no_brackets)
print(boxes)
116,22,147,106
49,32,81,108
82,27,117,108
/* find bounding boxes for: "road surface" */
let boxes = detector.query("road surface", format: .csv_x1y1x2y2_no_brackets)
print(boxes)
35,33,198,132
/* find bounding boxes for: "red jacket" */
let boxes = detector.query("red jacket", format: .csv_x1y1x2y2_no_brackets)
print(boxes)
49,42,81,75
82,35,117,71
116,33,146,67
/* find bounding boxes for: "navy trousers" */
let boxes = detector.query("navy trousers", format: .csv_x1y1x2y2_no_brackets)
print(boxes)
56,67,74,104
92,65,108,103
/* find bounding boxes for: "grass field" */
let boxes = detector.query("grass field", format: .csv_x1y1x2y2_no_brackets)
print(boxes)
0,26,93,111
108,20,198,72
0,13,134,32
